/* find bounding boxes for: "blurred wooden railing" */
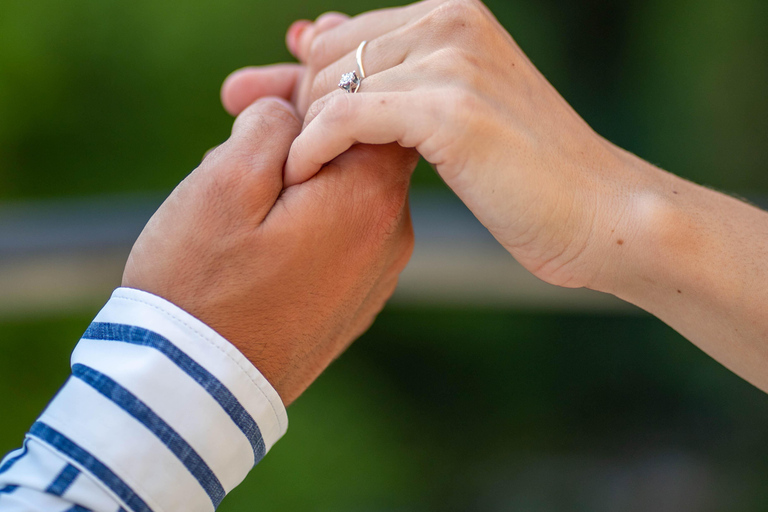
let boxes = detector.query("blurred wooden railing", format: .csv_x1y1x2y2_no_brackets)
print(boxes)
6,191,761,319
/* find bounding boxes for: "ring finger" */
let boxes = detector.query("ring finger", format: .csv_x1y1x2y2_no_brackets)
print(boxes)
300,12,451,116
295,0,441,66
295,0,442,112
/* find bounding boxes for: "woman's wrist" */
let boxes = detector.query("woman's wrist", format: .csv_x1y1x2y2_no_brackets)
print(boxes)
592,150,755,318
582,148,690,300
593,152,768,390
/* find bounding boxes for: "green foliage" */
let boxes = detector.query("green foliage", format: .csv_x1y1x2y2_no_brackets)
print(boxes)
0,315,91,456
0,0,765,196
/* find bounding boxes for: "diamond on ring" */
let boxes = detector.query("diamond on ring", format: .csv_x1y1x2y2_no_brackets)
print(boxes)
338,71,361,93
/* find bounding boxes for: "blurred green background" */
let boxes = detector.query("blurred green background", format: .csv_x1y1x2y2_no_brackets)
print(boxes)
1,0,768,510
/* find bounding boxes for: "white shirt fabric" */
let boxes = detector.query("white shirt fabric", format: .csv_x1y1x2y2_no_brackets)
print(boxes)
0,288,288,512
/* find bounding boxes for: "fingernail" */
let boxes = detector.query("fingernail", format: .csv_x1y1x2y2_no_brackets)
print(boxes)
286,20,311,57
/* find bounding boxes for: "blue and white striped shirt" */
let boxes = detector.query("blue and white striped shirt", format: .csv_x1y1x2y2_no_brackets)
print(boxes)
0,288,288,512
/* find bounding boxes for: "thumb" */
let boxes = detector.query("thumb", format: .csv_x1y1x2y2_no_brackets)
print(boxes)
230,95,301,174
204,97,302,221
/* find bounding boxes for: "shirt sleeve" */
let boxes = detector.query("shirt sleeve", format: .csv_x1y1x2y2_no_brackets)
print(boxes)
0,287,288,512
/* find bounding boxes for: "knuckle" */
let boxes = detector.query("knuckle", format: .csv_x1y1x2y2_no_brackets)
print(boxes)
304,96,328,127
314,11,340,26
453,0,487,19
308,32,331,66
229,116,272,159
232,99,294,138
423,47,464,78
313,11,348,34
421,87,480,167
250,98,298,126
313,92,352,127
304,97,324,124
426,0,487,34
230,99,299,165
422,45,491,101
308,66,336,105
445,48,492,92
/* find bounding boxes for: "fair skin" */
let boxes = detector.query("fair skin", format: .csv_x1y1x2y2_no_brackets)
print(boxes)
123,97,418,405
222,0,768,393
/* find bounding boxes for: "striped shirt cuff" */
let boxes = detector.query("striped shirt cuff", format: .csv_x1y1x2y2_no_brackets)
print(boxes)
28,287,288,512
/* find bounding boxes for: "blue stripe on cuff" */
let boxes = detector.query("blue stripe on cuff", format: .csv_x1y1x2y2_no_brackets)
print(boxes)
46,463,80,497
0,485,18,494
65,505,92,512
0,439,28,475
82,322,266,464
72,363,225,508
29,422,152,512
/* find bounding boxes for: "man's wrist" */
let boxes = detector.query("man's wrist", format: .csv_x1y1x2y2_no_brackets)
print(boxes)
94,287,289,447
28,288,287,512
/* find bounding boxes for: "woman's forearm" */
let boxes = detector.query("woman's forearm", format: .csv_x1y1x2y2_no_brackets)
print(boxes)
598,150,768,390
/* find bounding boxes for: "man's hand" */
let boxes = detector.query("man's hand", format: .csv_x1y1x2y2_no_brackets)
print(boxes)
122,97,417,405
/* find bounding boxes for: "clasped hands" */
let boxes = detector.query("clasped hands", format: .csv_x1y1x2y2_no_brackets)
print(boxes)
119,0,693,404
123,0,768,405
221,0,637,294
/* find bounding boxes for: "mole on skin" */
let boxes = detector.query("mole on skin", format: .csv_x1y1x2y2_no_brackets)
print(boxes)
617,239,624,245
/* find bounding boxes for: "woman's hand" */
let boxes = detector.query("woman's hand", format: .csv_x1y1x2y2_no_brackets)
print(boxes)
221,0,768,396
274,0,649,292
